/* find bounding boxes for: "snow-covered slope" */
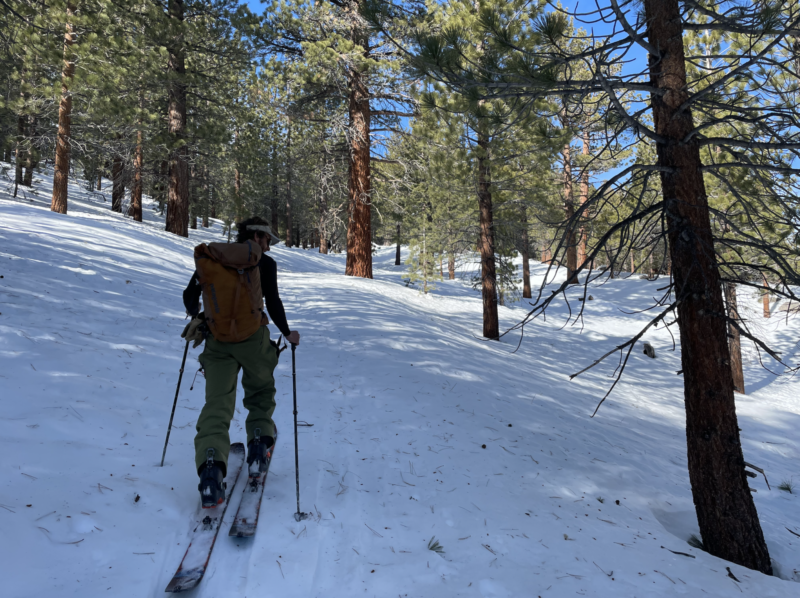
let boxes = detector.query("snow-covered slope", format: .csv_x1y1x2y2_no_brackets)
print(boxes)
1,165,799,598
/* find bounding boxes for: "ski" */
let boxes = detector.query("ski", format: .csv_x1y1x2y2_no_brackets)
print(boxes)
165,443,245,593
228,433,277,538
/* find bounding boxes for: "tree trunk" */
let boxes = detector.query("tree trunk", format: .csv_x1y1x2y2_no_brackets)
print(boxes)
724,283,745,394
762,274,770,318
630,251,635,274
165,0,189,237
23,115,37,187
51,2,77,214
156,159,168,213
562,142,578,284
394,223,401,265
521,206,532,299
448,251,455,280
577,130,590,268
477,130,499,340
344,57,373,278
202,166,210,227
190,162,198,230
130,129,143,222
210,181,216,219
271,142,279,235
319,186,328,255
14,111,25,197
111,155,124,212
285,127,293,248
644,0,771,574
233,164,243,223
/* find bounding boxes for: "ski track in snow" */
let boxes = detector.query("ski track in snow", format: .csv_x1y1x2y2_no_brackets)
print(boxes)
1,164,799,597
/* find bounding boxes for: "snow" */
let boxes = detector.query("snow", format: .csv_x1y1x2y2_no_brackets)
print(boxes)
1,164,799,597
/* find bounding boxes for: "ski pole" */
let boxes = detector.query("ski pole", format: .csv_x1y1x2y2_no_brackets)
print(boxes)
161,340,190,467
292,343,308,521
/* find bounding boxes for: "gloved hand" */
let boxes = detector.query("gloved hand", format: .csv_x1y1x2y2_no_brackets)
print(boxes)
181,314,207,348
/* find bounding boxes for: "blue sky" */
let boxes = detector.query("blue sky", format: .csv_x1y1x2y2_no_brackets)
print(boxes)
244,0,268,15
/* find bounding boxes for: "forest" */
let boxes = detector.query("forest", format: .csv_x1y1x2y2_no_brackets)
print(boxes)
3,0,800,582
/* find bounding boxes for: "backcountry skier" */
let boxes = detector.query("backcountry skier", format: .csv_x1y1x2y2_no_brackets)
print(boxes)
181,216,300,507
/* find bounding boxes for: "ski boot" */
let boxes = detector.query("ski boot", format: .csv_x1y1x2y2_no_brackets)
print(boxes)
198,448,226,508
247,428,276,478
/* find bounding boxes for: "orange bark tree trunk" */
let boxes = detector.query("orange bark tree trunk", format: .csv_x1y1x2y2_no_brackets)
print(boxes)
644,0,770,573
51,2,77,214
344,61,373,278
129,128,143,222
164,0,189,237
725,283,745,394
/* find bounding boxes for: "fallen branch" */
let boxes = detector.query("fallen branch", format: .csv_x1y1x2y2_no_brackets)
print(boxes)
662,545,696,558
744,462,770,490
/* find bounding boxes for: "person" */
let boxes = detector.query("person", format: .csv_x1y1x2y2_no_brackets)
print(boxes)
182,216,300,507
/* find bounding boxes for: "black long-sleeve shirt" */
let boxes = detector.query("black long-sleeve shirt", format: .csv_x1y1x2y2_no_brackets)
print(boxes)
183,254,291,337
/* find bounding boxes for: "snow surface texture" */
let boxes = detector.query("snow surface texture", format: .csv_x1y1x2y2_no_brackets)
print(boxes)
1,164,799,597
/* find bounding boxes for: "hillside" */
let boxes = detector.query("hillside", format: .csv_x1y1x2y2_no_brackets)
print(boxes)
1,166,799,597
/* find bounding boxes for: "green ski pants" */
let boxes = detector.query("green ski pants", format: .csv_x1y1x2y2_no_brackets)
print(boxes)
194,326,279,476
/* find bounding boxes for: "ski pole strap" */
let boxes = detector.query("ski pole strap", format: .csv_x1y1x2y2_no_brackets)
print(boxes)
189,367,205,391
270,335,287,359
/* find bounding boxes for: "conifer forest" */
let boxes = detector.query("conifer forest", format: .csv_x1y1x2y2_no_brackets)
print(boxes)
2,1,800,595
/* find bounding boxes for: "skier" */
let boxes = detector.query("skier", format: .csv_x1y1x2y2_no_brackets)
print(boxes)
181,216,300,507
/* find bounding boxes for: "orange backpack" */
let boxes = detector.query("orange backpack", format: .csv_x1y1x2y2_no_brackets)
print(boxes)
194,240,267,343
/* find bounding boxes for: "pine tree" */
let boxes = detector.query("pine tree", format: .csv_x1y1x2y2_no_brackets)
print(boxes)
409,0,800,573
264,0,420,276
51,1,77,214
